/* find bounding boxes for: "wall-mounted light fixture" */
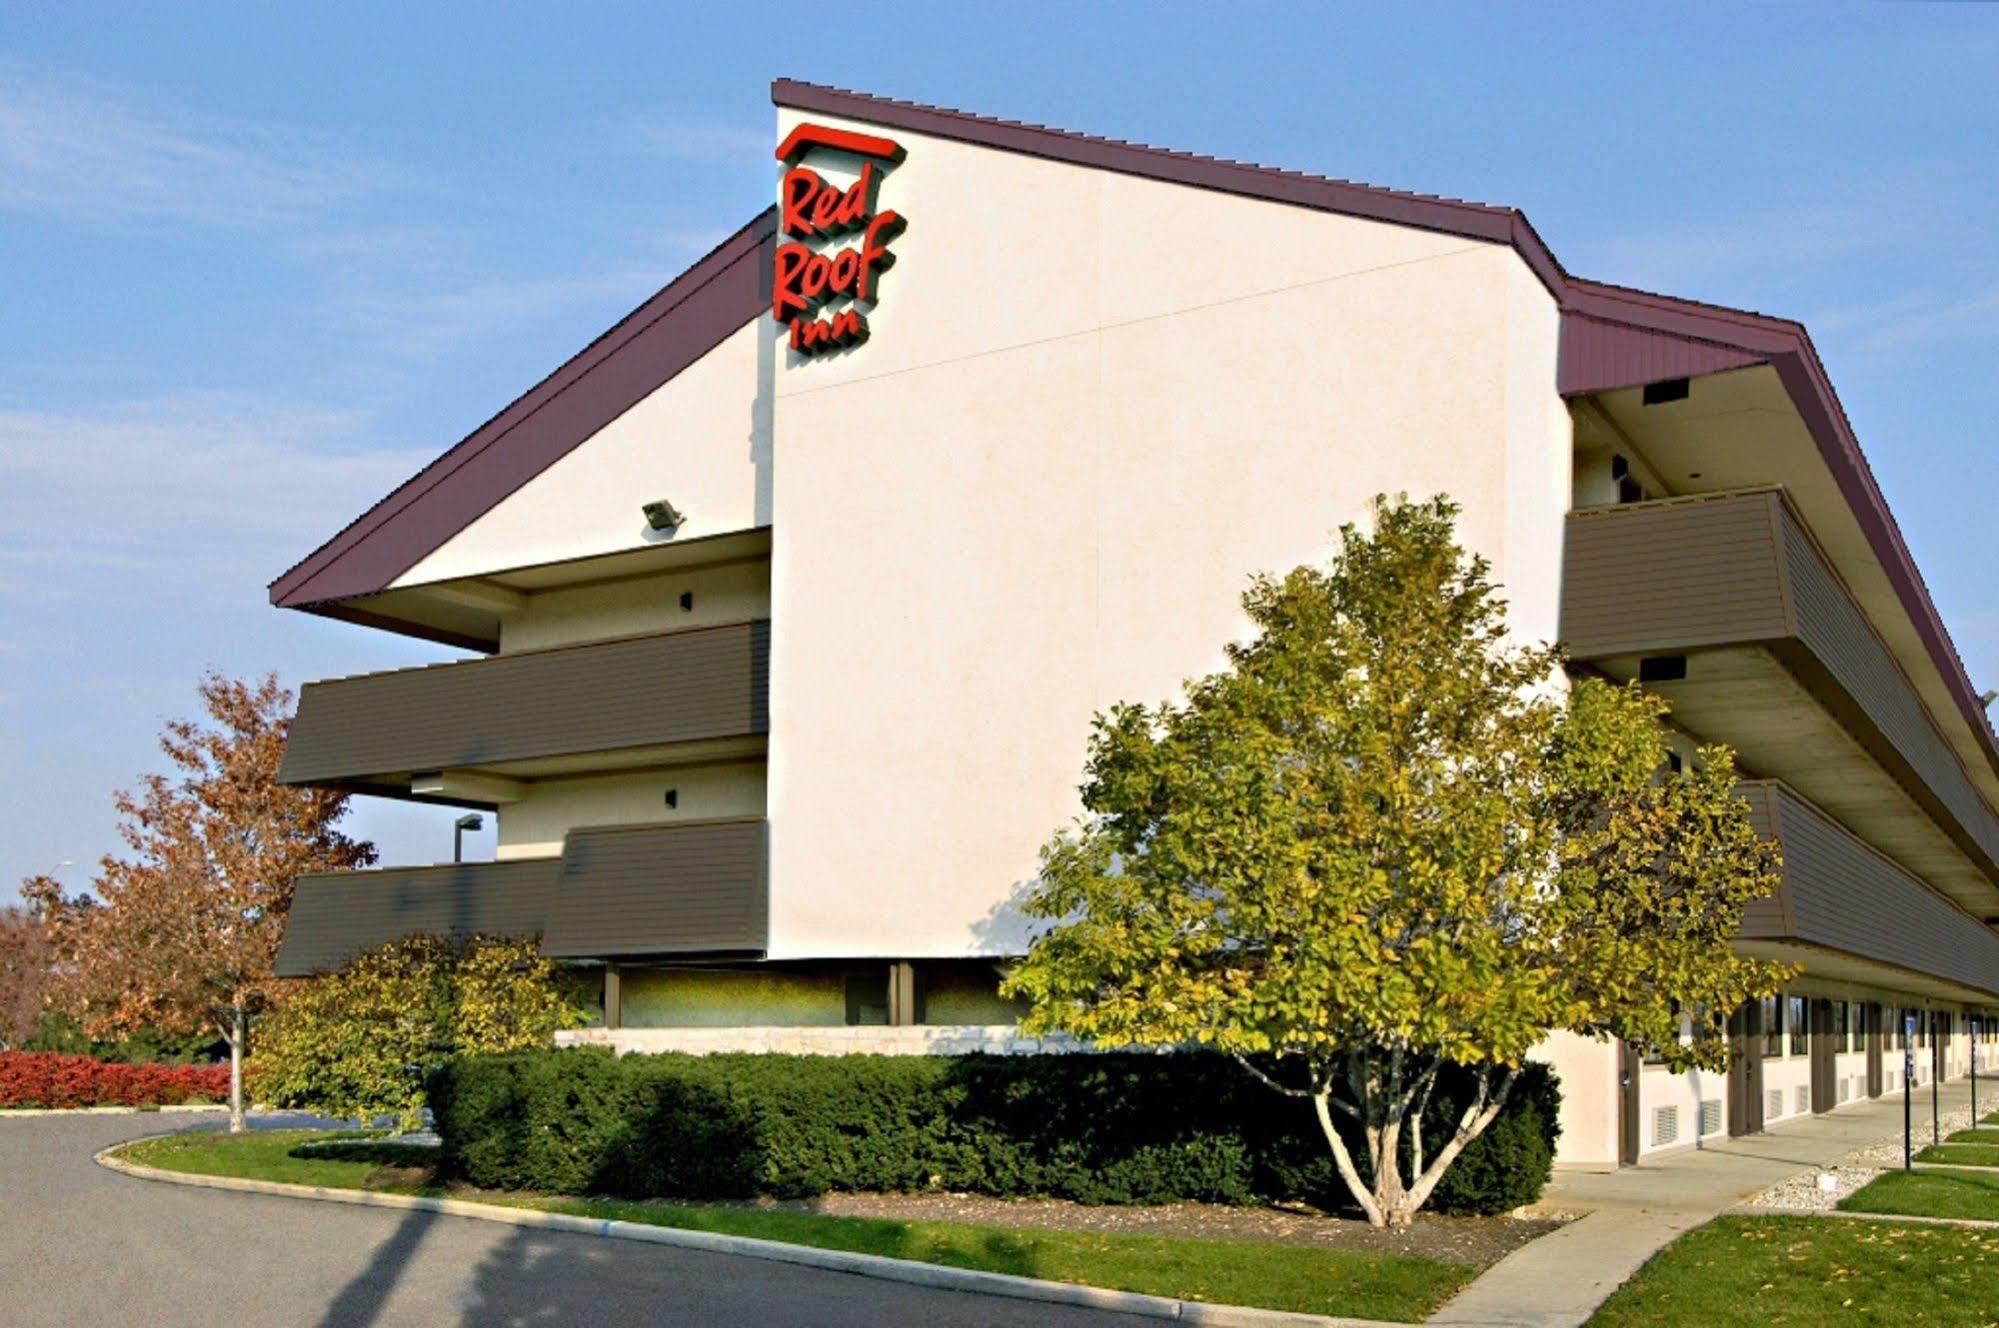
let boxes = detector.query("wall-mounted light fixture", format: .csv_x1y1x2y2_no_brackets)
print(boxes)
643,499,685,531
680,591,694,611
664,789,679,809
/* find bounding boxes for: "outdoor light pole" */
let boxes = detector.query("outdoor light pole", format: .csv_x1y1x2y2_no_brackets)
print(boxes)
1904,1013,1915,1172
1932,1011,1941,1149
453,813,484,864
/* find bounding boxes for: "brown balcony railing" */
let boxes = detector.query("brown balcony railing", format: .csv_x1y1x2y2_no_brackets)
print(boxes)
278,620,769,791
275,817,767,976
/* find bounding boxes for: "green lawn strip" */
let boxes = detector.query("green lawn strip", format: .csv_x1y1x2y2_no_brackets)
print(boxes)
1585,1214,1999,1327
1841,1168,1999,1221
1946,1127,1999,1144
112,1130,1466,1322
119,1130,439,1190
1916,1142,1999,1167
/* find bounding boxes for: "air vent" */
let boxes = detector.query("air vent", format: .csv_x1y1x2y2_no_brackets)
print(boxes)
1796,1086,1810,1114
1838,1078,1851,1103
1699,1100,1722,1136
1652,1105,1680,1147
1643,377,1691,405
1639,655,1690,683
1766,1088,1784,1121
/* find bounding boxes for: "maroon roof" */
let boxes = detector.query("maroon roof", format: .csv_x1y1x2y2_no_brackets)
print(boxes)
268,78,1996,772
268,207,776,611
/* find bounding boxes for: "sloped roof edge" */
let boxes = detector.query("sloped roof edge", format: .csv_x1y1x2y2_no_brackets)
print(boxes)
268,206,777,609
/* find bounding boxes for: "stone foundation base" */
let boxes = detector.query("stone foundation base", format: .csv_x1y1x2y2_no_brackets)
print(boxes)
556,1025,1084,1056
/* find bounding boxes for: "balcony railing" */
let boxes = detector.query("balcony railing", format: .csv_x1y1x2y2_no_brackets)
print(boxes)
1739,780,1999,1000
275,817,767,976
278,619,770,792
1563,491,1999,889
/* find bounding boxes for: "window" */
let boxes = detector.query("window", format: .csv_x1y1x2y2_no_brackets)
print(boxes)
1761,994,1783,1059
1834,1002,1850,1054
1788,996,1809,1056
843,971,890,1026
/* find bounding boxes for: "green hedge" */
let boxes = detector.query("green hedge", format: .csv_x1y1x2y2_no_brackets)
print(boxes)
430,1051,1559,1216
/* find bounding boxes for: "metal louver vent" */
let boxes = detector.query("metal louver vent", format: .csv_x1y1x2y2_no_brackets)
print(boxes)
1765,1088,1784,1120
1652,1105,1679,1147
1699,1100,1722,1136
1796,1086,1810,1114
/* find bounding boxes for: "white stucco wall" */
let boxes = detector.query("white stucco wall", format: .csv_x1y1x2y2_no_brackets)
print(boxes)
1535,1032,1620,1170
497,559,770,653
764,106,1572,959
392,317,773,587
496,761,766,858
1764,1049,1814,1124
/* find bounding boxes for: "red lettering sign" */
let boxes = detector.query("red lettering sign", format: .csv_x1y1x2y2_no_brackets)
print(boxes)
772,124,906,357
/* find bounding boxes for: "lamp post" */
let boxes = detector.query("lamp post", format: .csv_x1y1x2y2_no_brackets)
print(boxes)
1932,1010,1941,1149
1903,1012,1915,1172
453,813,484,864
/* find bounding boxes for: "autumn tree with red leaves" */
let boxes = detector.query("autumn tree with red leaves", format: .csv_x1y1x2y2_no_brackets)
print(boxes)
25,673,374,1129
0,903,52,1050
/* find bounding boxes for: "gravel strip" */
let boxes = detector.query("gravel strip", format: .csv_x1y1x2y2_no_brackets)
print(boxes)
1740,1103,1980,1214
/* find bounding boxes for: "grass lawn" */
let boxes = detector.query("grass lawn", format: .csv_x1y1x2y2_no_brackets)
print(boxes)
115,1130,1470,1322
1947,1128,1999,1144
1586,1215,1999,1326
1842,1168,1999,1221
1916,1143,1999,1167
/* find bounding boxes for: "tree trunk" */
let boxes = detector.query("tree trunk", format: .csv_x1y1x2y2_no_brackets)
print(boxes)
1311,1090,1387,1227
1313,1060,1521,1229
227,1000,247,1133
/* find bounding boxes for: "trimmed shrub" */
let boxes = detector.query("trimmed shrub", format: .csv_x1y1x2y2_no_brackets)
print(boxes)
0,1051,229,1108
429,1050,1560,1216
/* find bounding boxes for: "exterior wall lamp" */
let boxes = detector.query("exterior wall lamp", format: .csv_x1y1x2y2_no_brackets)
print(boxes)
643,499,685,531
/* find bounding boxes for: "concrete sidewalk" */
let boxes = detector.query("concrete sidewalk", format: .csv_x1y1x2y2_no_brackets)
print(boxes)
1428,1076,1985,1328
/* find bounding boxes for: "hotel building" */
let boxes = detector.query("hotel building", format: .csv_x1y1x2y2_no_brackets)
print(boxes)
272,81,1999,1169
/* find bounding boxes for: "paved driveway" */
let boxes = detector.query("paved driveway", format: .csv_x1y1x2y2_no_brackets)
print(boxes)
0,1113,1143,1328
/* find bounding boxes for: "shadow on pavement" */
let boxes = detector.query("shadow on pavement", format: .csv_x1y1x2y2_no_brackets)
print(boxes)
313,1207,440,1328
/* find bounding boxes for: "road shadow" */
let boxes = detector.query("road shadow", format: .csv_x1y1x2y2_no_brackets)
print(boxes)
451,1221,1114,1328
313,1206,440,1328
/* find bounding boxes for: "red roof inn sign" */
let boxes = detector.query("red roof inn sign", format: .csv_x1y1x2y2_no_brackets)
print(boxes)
773,123,907,356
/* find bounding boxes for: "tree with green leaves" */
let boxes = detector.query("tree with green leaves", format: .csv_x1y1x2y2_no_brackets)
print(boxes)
255,934,589,1132
1002,495,1789,1228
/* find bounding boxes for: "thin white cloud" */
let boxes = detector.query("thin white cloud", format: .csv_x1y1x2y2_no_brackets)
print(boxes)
326,268,675,359
1812,282,1999,358
1582,200,1914,295
0,65,372,228
0,392,430,611
632,120,770,160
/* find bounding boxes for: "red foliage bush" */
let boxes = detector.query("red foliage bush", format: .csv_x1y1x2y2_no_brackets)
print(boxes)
0,1051,229,1109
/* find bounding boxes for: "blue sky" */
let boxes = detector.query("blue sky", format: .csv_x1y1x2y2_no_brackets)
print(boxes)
4,4,1997,898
